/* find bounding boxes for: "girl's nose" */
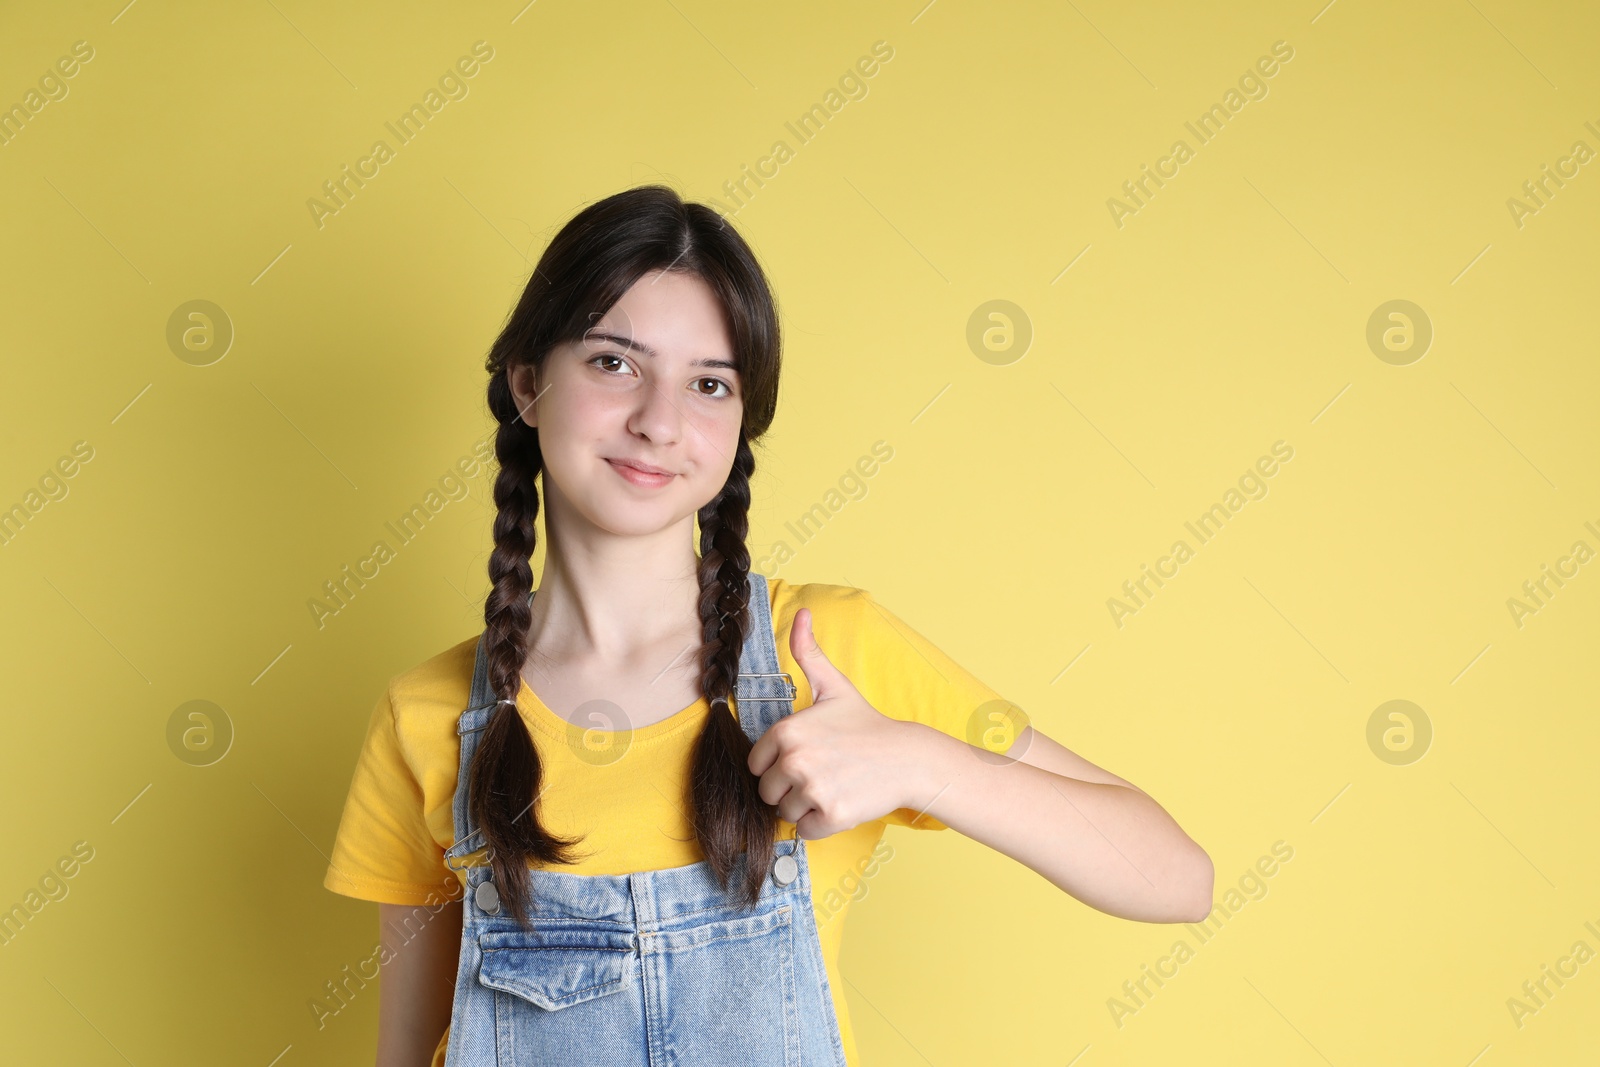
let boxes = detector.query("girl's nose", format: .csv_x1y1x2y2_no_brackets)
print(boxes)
626,380,684,445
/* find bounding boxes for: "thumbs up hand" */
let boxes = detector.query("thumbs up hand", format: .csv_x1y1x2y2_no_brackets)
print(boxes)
746,608,928,840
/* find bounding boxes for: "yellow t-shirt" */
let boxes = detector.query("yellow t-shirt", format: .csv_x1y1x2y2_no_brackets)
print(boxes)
323,577,1028,1067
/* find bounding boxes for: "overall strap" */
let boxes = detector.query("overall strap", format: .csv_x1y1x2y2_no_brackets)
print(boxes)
443,573,798,871
443,622,503,871
733,570,798,745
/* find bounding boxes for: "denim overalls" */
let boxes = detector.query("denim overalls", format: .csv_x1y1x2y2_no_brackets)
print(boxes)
441,571,849,1066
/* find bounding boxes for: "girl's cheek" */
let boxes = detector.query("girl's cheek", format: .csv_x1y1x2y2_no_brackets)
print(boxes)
562,392,618,426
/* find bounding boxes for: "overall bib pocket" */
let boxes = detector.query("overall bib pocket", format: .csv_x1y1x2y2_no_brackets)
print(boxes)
479,925,647,1063
477,926,638,1010
645,903,800,1065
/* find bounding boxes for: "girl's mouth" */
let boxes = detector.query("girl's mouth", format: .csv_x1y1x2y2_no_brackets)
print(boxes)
606,459,675,488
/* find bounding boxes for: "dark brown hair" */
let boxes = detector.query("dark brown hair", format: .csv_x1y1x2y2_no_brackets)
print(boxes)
474,184,783,925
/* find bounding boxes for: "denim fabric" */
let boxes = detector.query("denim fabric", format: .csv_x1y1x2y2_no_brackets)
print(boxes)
442,571,849,1066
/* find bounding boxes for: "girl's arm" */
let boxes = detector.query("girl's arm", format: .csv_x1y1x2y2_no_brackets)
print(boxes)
906,723,1215,924
376,901,461,1067
756,608,1214,925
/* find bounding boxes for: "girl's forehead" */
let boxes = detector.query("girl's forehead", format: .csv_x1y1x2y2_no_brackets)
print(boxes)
614,271,725,325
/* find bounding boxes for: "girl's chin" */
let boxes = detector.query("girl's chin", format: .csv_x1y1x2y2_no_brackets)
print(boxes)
576,501,699,537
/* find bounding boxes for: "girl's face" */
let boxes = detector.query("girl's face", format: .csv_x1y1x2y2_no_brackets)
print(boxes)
509,270,745,540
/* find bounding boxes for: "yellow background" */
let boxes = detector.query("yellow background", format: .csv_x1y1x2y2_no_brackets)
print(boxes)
2,0,1597,1063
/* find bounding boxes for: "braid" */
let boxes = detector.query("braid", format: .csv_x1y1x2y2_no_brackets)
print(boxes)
688,431,775,908
470,371,586,928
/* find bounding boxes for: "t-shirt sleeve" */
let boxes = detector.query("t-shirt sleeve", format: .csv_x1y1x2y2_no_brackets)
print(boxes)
824,587,1030,831
323,686,456,905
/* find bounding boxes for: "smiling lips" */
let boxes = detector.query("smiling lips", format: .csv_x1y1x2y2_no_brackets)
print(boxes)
606,458,675,487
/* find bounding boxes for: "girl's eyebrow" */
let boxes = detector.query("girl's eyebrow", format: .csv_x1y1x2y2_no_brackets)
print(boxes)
585,330,738,372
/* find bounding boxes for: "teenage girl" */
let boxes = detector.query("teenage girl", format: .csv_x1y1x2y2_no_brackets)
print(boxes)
324,185,1213,1066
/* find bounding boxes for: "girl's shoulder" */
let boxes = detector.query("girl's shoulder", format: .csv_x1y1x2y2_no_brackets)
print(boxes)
763,576,893,655
764,575,873,621
381,632,481,735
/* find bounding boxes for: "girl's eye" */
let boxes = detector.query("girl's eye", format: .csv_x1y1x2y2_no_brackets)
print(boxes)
589,355,733,399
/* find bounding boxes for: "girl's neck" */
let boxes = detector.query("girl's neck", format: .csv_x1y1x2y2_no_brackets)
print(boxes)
528,520,704,666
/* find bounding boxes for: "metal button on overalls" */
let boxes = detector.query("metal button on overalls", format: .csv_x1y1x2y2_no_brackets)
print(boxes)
772,849,799,887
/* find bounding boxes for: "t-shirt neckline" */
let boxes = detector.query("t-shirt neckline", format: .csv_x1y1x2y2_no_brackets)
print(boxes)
515,675,712,746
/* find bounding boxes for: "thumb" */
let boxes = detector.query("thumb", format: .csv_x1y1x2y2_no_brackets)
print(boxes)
789,608,844,702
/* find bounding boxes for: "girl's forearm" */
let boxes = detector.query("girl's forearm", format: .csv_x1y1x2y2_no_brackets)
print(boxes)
896,723,1214,924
